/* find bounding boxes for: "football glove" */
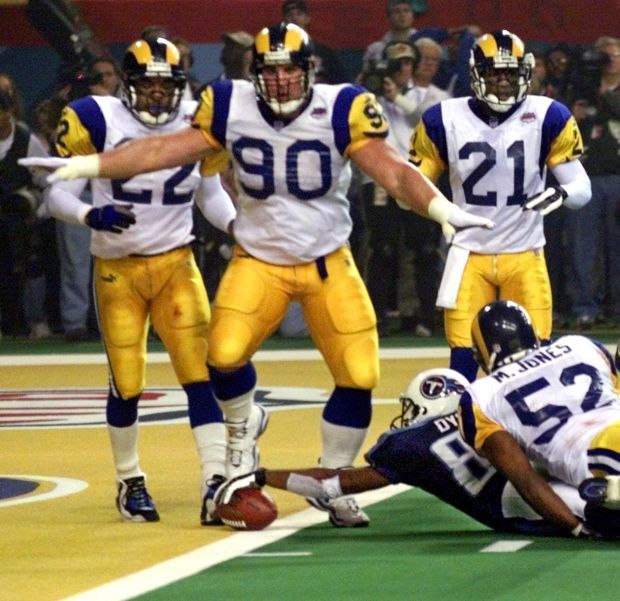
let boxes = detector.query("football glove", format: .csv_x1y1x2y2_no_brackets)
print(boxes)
213,469,267,507
85,204,136,233
523,185,567,216
428,196,495,244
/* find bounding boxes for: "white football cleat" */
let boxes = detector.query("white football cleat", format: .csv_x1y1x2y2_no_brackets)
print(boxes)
225,404,269,479
307,495,370,528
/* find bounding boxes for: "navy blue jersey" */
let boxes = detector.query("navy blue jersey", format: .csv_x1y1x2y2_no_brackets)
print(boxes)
365,413,567,536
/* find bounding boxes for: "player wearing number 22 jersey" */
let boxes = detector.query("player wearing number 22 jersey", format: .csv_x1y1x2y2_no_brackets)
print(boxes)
409,30,591,382
47,38,236,523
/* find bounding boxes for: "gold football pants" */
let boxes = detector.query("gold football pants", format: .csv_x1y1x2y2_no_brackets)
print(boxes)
445,250,552,348
208,245,379,390
94,246,211,399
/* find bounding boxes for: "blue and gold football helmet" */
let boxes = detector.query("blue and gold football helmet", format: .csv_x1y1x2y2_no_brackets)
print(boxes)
251,22,315,116
391,368,469,429
471,300,540,374
469,30,534,113
122,38,187,126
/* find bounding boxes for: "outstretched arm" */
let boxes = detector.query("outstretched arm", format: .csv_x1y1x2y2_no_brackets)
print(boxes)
20,127,215,183
215,466,390,506
350,138,494,243
482,431,582,535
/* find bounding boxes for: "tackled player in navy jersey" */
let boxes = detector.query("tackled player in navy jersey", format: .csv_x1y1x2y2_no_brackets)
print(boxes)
215,368,619,538
43,38,237,524
20,23,493,528
409,30,592,382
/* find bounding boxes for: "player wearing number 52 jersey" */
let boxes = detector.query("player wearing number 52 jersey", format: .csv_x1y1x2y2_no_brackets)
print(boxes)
409,30,592,382
47,38,236,524
19,23,493,527
459,300,620,537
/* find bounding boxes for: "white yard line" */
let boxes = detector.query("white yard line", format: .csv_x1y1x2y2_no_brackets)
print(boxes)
61,484,411,601
0,346,450,367
481,540,533,552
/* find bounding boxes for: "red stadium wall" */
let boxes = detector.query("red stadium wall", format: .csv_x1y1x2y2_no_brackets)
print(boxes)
1,0,618,47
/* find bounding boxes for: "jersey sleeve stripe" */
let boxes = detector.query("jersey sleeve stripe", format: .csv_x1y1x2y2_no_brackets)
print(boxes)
332,85,361,155
421,102,448,165
70,96,106,153
210,79,233,148
539,100,571,171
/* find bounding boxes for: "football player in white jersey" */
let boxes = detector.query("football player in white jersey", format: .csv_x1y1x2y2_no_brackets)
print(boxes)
20,24,493,528
44,38,236,525
409,30,592,382
459,300,620,537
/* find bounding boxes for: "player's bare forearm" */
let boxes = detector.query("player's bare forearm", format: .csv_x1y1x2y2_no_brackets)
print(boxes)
265,466,389,495
351,139,441,215
482,431,581,532
99,127,210,179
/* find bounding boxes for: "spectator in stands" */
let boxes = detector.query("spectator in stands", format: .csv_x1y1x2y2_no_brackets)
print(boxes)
172,36,202,99
395,37,450,336
566,36,620,330
363,0,420,68
87,57,121,97
0,79,51,339
207,31,254,83
430,26,479,97
140,25,170,42
543,44,577,105
281,0,349,84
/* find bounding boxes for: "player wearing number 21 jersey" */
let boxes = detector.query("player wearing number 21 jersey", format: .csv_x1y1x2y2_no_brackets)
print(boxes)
409,30,592,382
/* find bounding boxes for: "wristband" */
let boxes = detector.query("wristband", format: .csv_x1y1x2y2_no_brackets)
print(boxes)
571,522,583,537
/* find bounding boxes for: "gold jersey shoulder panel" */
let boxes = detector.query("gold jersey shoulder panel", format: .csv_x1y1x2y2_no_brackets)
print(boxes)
347,92,389,154
547,114,584,168
408,120,446,182
192,86,230,176
467,402,506,452
54,105,98,158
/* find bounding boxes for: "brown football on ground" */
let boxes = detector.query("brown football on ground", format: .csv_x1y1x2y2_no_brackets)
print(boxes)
216,486,278,530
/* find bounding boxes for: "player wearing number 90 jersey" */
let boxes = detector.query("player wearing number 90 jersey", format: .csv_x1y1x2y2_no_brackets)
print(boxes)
409,30,592,382
193,69,387,264
21,24,495,527
47,38,237,524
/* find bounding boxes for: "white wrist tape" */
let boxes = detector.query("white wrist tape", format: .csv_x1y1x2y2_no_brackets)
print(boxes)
49,154,100,183
427,195,453,225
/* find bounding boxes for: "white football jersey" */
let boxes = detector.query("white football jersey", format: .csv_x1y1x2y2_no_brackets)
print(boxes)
460,335,620,486
411,95,584,253
57,96,200,258
193,80,388,265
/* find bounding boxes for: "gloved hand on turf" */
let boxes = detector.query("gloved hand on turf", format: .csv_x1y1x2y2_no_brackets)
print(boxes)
523,185,567,216
85,204,136,233
214,469,266,506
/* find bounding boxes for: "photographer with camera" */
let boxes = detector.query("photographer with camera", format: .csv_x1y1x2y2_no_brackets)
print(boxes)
566,36,620,330
361,40,445,336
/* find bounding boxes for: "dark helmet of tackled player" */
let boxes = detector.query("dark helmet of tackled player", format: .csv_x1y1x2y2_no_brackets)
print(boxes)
391,368,469,429
251,22,315,116
122,37,187,126
469,30,534,113
471,300,540,374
